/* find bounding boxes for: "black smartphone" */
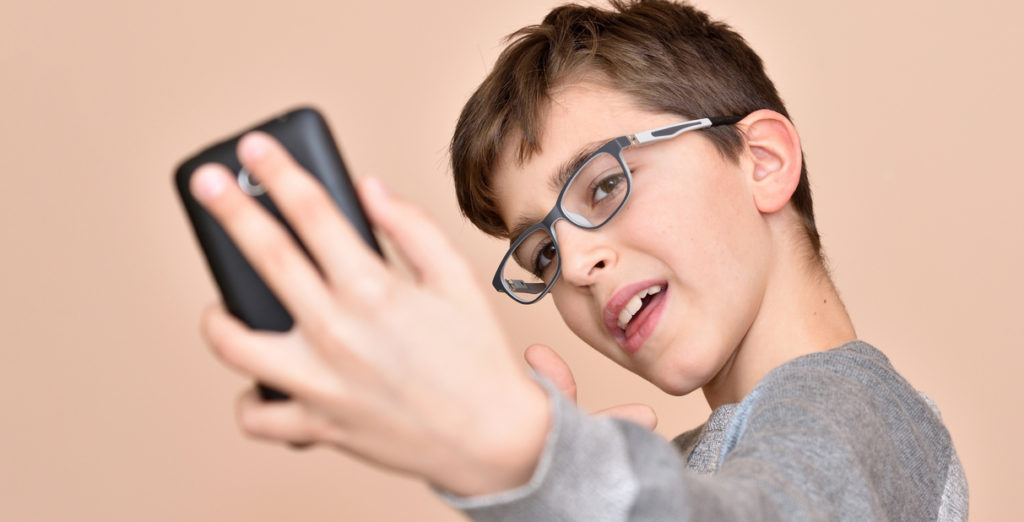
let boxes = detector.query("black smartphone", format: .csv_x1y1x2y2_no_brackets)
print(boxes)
174,107,382,401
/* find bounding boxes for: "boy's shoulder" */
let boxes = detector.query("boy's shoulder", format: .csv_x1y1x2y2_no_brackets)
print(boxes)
692,340,966,520
722,340,946,458
676,341,908,472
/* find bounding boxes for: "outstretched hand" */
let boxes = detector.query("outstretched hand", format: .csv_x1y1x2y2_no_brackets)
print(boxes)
524,344,657,430
190,132,549,497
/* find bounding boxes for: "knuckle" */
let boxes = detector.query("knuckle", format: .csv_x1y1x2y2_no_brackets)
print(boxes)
441,251,473,280
200,310,236,361
198,306,219,344
286,182,332,224
303,313,336,346
253,231,297,277
237,404,264,436
302,314,353,359
395,199,425,222
347,277,390,306
306,413,337,442
316,371,352,402
406,211,444,246
216,189,250,225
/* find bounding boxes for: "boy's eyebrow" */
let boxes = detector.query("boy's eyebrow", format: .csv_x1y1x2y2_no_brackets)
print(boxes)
548,140,607,193
507,138,611,242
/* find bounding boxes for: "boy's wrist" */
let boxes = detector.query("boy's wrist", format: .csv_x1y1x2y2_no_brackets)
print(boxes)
431,376,551,497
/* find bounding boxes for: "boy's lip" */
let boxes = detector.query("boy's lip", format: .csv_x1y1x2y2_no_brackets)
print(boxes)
603,279,669,351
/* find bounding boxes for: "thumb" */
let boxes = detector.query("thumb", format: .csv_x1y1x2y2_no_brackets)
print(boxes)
595,404,659,431
524,344,577,403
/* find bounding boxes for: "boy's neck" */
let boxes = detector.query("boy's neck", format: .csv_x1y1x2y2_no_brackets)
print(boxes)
700,244,857,410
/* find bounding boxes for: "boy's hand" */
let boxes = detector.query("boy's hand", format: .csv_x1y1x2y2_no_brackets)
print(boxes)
524,343,657,430
190,132,550,497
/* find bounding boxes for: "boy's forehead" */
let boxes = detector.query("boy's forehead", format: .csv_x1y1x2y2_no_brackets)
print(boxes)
540,82,641,138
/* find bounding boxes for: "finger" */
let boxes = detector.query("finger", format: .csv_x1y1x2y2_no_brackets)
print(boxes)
524,344,577,403
190,163,338,331
236,132,388,288
236,387,343,446
201,303,342,402
356,176,473,292
594,404,658,431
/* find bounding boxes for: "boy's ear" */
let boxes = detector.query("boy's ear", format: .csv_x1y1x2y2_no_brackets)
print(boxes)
739,109,802,214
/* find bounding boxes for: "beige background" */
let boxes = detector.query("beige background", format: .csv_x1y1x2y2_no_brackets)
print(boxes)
1,0,1020,520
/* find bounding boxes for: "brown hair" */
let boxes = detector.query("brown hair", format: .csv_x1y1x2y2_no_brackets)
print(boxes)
451,0,821,257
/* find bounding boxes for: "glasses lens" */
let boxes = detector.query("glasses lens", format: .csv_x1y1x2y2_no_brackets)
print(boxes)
502,228,559,302
562,152,630,228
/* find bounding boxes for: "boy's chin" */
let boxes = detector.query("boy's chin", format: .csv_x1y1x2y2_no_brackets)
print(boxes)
642,369,707,397
632,339,730,397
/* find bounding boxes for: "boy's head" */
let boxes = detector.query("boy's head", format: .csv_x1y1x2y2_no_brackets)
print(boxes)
451,0,823,395
453,0,818,254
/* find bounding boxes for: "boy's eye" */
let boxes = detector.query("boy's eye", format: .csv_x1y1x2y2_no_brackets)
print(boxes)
591,172,626,204
533,241,558,278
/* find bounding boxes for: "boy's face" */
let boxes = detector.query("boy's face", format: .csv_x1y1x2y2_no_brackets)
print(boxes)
491,82,773,396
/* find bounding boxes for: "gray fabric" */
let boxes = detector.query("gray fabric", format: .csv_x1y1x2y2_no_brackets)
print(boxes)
440,341,968,521
672,403,737,475
921,394,970,521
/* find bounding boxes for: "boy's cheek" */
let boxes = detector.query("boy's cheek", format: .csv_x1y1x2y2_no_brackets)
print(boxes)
552,293,626,360
552,294,596,339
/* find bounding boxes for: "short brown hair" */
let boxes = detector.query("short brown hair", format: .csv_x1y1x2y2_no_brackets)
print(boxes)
451,0,821,257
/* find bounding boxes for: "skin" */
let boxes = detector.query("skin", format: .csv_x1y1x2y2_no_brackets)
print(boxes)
190,80,856,498
491,81,857,408
190,134,550,496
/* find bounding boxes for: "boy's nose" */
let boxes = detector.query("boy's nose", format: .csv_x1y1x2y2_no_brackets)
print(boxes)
553,220,615,288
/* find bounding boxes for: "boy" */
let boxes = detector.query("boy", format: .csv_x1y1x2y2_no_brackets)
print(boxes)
190,0,967,519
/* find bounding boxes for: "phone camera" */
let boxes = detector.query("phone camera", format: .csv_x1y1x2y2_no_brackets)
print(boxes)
237,168,267,196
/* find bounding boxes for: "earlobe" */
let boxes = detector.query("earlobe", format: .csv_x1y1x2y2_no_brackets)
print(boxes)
741,110,802,214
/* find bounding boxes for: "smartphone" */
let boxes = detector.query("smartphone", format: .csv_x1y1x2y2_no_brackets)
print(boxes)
174,107,382,401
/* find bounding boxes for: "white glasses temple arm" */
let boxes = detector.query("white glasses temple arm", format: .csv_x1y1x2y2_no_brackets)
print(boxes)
631,116,743,146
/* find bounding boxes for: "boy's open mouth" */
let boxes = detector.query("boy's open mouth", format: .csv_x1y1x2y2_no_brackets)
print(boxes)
604,281,669,352
617,285,662,330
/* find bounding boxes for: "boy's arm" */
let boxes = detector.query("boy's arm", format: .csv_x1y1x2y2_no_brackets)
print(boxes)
439,344,966,521
438,376,694,520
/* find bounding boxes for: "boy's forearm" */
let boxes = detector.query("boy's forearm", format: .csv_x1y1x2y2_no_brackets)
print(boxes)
438,376,680,520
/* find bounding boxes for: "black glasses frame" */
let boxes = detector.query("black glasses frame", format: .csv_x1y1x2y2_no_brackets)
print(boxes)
493,115,743,304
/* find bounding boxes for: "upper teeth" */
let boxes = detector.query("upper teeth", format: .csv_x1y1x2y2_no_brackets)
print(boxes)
617,285,663,330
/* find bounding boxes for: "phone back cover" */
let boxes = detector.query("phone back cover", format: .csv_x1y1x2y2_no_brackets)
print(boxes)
174,107,381,333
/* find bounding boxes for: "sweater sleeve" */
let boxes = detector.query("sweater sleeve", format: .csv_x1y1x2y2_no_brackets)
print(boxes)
437,343,964,521
436,375,687,520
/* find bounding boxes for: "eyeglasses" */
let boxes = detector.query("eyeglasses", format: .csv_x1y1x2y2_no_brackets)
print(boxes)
492,115,743,304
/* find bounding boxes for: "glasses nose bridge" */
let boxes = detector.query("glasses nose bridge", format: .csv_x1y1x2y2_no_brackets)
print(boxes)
539,203,572,242
550,212,614,287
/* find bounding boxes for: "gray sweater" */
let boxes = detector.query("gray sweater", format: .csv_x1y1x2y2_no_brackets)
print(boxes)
441,341,968,520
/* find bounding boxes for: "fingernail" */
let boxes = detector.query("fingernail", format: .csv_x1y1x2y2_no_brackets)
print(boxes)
192,165,227,202
239,132,270,162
